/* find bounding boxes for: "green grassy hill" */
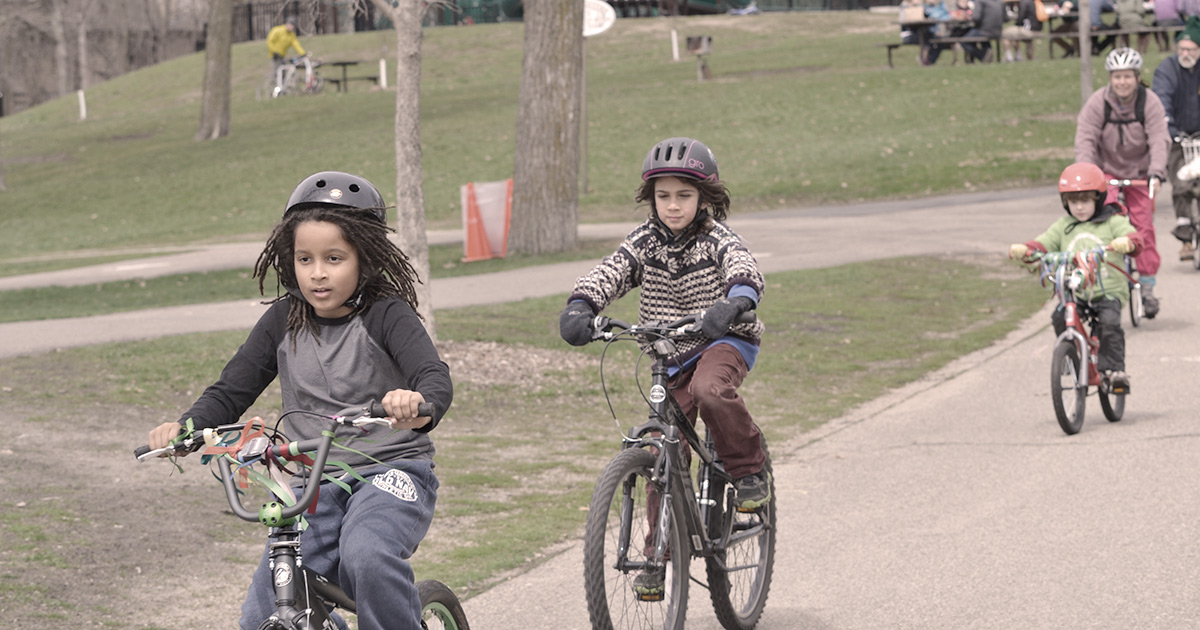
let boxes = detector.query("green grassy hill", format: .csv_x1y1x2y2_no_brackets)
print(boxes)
1,11,1120,264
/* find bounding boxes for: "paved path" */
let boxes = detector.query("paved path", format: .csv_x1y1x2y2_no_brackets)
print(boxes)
0,188,1056,359
6,188,1200,629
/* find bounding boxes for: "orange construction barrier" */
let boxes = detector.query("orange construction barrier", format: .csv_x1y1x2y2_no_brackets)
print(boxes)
461,178,512,262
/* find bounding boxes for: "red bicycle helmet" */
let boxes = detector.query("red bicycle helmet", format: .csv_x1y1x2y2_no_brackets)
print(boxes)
1058,162,1107,215
1058,163,1106,195
641,137,718,182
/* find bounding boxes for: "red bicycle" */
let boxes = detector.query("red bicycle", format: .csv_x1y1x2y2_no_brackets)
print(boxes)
1033,246,1132,435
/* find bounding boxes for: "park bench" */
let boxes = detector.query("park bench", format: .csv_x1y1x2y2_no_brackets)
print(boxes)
883,24,1184,67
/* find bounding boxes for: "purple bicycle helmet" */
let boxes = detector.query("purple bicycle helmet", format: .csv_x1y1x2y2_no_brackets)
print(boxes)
284,171,387,223
641,137,719,182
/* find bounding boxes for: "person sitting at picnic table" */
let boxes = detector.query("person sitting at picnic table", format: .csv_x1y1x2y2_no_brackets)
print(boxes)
1115,0,1151,52
1002,0,1045,61
920,0,956,65
1153,0,1184,53
963,0,1006,62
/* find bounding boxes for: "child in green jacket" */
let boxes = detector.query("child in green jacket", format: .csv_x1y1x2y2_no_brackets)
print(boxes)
1009,162,1143,391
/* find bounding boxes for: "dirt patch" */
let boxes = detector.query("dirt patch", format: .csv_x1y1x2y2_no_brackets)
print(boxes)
0,340,589,630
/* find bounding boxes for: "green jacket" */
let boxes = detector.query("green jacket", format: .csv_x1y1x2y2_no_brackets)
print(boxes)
1026,206,1138,306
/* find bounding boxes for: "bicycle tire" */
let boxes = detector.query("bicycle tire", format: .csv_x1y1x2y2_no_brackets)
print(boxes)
1051,340,1087,435
1098,386,1125,422
1128,282,1142,327
584,447,689,630
705,440,776,630
256,73,276,101
1192,232,1200,271
419,579,470,630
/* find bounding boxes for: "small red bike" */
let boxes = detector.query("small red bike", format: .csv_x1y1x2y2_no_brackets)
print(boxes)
1032,246,1132,435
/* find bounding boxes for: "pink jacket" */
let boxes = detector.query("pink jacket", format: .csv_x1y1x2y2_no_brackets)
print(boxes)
1074,85,1170,181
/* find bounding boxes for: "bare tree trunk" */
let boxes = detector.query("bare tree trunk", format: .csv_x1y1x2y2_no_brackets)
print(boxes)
194,0,232,141
371,0,436,339
50,0,70,96
509,0,583,255
76,0,96,90
0,135,7,192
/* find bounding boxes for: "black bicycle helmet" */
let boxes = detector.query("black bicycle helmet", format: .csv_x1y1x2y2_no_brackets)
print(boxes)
641,137,719,182
284,171,387,223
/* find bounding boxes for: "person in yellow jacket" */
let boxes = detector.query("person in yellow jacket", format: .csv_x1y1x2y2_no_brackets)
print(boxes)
267,17,307,94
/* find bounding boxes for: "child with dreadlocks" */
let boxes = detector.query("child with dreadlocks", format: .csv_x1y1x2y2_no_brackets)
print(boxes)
146,171,452,630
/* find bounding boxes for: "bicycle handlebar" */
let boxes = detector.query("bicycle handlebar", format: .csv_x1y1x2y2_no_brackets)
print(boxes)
1108,177,1157,200
590,311,757,341
135,401,434,523
133,401,432,461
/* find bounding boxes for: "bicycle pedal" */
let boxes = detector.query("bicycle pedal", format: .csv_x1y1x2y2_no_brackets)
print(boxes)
635,590,665,602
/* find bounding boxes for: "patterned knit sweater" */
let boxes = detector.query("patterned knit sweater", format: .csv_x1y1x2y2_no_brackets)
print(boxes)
569,218,765,365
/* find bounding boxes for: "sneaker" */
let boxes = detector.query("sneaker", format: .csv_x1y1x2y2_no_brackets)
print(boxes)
1143,294,1160,319
1181,242,1196,261
1105,370,1131,394
1172,222,1195,242
734,471,772,511
632,569,665,598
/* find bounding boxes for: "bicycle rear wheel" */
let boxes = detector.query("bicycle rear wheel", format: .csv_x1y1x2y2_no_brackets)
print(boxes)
419,579,470,630
1192,231,1200,271
1051,340,1087,435
584,447,689,630
256,72,276,101
705,442,776,630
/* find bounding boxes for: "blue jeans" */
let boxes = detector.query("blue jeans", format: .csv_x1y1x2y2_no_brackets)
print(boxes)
239,461,438,630
962,28,991,61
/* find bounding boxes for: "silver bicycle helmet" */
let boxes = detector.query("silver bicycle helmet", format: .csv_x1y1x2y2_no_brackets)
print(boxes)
1105,47,1143,72
284,171,387,223
641,137,719,182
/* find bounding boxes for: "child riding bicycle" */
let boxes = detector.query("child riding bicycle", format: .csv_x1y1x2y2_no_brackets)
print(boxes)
145,171,453,630
1009,162,1143,392
559,136,770,515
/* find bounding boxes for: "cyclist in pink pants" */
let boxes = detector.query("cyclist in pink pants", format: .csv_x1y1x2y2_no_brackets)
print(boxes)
1075,47,1171,318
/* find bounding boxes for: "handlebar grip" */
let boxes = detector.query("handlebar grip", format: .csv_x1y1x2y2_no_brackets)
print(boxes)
735,311,758,324
367,401,435,417
134,445,151,459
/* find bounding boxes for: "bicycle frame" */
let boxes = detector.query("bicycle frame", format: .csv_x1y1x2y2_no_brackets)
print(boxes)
599,316,764,567
136,402,453,630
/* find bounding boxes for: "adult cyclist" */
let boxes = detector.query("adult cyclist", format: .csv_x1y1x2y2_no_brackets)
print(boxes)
1075,47,1170,318
266,16,308,96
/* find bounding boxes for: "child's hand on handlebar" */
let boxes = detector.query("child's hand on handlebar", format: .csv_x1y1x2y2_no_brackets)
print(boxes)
1110,236,1135,254
380,389,432,430
1009,243,1030,260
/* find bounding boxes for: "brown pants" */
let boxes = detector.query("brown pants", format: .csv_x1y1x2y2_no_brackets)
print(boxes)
669,343,765,479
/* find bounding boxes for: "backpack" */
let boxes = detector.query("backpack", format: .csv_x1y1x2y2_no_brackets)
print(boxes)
1102,85,1146,146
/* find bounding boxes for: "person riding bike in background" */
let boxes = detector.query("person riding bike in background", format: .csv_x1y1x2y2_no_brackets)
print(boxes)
1009,162,1143,392
1075,47,1169,318
559,137,771,517
267,16,308,94
1152,16,1200,263
146,171,453,630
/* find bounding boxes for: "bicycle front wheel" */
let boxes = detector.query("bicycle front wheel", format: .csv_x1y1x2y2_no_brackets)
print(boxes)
1051,340,1087,435
419,579,470,630
1128,282,1142,327
706,443,776,630
584,447,689,630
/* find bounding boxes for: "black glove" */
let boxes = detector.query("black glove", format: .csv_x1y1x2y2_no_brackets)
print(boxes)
702,296,754,339
559,302,596,347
